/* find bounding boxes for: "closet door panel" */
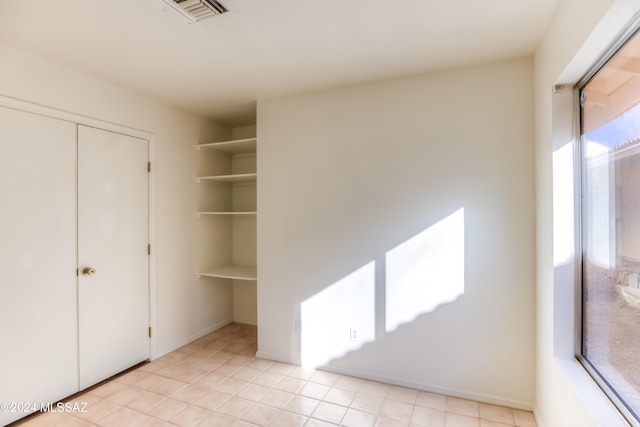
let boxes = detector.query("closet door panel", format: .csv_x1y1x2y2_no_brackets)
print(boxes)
0,107,78,425
77,125,150,389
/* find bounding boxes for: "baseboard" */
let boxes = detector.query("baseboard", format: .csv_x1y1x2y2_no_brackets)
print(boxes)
152,318,233,360
320,364,534,411
253,350,532,411
254,351,298,364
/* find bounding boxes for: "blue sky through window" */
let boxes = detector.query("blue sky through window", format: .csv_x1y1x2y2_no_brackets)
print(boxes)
586,102,640,148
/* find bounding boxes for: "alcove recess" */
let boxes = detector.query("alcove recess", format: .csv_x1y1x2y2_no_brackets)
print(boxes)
197,125,257,325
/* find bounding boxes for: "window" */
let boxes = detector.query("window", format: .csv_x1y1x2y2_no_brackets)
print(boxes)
580,27,640,425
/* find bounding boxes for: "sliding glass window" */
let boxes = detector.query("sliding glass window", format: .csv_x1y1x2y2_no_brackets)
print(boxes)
580,27,640,425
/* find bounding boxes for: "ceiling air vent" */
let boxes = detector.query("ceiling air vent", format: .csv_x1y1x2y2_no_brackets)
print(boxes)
161,0,228,23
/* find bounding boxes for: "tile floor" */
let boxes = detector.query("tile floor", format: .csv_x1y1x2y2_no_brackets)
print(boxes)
15,323,537,427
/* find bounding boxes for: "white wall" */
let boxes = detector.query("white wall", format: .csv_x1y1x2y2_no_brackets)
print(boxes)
534,0,640,426
0,43,234,358
257,58,536,408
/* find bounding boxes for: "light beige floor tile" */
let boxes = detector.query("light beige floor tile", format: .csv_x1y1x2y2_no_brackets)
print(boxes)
192,358,223,372
268,361,296,376
116,370,150,386
126,391,166,413
415,391,447,411
270,410,308,427
351,393,385,413
359,381,391,398
309,371,341,386
104,387,145,405
274,376,307,393
131,373,169,391
169,385,208,403
478,403,515,425
341,408,377,427
17,411,72,426
159,352,188,364
285,396,321,416
324,387,356,406
227,355,254,366
23,323,534,427
232,367,263,382
125,414,168,427
289,366,317,380
445,412,480,427
191,372,226,389
155,363,187,379
169,405,213,427
137,361,167,373
215,396,253,418
213,377,248,395
306,418,338,427
411,406,445,427
512,410,537,427
170,367,207,383
376,415,410,427
379,399,414,421
175,355,207,369
252,371,285,388
334,375,364,392
236,419,261,427
73,399,120,422
95,406,141,427
299,382,331,400
386,386,418,404
148,398,188,421
149,379,188,397
240,403,279,426
212,363,241,377
54,417,95,427
246,358,274,371
480,420,516,427
68,393,102,407
90,380,130,399
193,389,230,410
312,401,348,424
236,382,270,401
139,360,173,373
259,389,295,409
447,397,480,418
197,412,236,427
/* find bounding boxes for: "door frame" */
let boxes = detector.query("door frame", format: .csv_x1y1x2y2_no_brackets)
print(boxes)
0,94,159,360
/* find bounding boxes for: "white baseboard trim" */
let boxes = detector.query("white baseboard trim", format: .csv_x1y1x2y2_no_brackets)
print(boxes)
253,351,532,411
322,365,534,411
152,318,233,360
254,351,297,364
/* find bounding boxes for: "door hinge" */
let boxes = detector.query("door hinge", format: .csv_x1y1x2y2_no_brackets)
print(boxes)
148,244,151,255
148,327,152,338
148,162,151,173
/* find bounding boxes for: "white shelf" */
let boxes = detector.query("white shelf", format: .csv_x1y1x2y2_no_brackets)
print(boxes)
197,173,257,183
198,265,257,281
197,138,257,154
197,211,256,217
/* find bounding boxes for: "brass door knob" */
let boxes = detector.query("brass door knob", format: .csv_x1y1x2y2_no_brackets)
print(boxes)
82,267,96,276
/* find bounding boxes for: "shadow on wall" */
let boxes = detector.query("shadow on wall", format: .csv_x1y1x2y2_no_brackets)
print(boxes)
299,208,465,369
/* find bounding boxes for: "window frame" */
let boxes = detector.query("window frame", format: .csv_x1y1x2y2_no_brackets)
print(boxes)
575,17,640,427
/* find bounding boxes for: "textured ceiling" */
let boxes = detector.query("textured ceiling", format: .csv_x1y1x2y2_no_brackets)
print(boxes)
0,0,559,127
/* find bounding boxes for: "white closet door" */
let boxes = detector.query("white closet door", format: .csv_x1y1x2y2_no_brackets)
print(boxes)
77,125,150,389
0,107,78,425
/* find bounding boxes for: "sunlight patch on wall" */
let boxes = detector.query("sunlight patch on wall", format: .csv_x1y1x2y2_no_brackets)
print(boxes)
300,262,375,369
385,208,465,333
552,142,576,267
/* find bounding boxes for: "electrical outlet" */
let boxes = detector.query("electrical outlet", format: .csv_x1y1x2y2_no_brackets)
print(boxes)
350,327,359,342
